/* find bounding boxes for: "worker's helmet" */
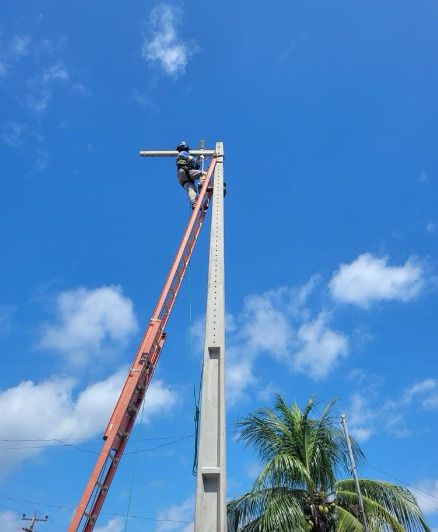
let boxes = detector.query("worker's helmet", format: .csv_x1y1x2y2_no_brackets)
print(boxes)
176,141,190,152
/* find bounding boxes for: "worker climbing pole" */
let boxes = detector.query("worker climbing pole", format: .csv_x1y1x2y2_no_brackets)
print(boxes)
68,141,227,532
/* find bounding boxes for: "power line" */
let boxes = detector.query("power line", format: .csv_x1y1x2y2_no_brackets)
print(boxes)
367,462,438,508
0,434,193,443
0,495,191,525
126,434,193,455
0,434,194,454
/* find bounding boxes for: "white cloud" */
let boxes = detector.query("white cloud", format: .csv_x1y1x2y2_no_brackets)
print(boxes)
222,282,349,404
26,62,70,113
329,253,425,308
240,292,292,357
42,62,69,83
95,516,125,532
10,34,31,58
226,354,257,405
145,379,178,414
293,312,348,379
34,148,49,171
419,168,429,183
410,480,438,514
347,378,438,441
346,393,376,442
0,369,176,478
2,121,27,147
142,5,197,78
0,34,31,78
39,285,138,367
0,511,22,532
155,497,193,532
403,379,438,409
0,305,15,331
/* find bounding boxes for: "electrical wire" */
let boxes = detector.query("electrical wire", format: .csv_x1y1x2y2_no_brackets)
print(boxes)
366,462,438,508
0,435,191,442
0,495,191,524
0,434,194,454
126,434,193,455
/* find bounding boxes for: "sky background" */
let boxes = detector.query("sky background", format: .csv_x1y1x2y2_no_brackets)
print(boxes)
1,1,438,530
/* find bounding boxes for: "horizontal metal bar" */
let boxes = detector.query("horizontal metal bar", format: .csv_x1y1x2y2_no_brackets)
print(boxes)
139,150,216,157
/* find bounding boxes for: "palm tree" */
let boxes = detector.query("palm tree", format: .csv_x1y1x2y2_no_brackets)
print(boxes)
227,396,429,531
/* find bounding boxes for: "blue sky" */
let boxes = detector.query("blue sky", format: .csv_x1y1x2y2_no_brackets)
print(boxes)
1,1,438,530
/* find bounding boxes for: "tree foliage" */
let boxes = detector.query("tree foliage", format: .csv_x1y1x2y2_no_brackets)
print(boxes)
227,395,430,532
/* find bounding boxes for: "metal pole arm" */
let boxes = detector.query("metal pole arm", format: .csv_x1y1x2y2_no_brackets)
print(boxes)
139,150,216,157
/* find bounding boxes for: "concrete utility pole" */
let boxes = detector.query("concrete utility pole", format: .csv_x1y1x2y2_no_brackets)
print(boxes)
139,141,227,531
340,414,369,532
21,513,48,531
194,142,226,532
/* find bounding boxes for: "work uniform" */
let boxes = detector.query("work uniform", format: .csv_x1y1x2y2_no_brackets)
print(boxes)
176,150,206,206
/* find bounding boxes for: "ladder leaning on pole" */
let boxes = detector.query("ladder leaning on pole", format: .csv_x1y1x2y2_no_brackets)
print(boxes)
68,154,217,532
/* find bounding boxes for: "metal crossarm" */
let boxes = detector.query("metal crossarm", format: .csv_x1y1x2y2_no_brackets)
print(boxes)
68,156,217,532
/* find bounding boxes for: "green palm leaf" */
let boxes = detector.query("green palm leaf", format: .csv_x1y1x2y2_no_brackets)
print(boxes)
336,479,430,532
227,487,307,531
228,396,430,532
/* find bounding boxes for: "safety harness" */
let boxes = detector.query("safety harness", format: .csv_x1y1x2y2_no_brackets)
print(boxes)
177,151,199,186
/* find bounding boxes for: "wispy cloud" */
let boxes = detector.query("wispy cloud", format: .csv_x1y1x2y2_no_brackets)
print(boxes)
10,34,31,58
419,168,429,184
402,379,438,409
142,4,198,78
278,41,296,64
0,369,177,478
2,121,28,147
329,253,425,308
94,517,125,532
39,285,138,368
0,305,16,332
34,148,49,171
155,496,193,532
195,278,349,405
192,252,430,406
0,33,31,77
410,480,438,515
42,62,69,83
0,511,22,532
25,61,70,113
347,378,438,442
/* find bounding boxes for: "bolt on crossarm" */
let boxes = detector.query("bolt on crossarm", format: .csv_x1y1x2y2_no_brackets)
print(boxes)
68,153,217,532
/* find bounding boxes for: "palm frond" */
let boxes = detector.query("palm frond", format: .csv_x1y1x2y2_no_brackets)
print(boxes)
252,452,313,491
227,487,306,532
336,479,430,532
335,504,364,532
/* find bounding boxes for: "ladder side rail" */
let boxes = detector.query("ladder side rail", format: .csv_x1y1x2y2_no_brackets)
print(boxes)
156,167,215,331
151,158,216,322
103,323,162,439
69,158,216,532
81,335,166,532
69,324,164,531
